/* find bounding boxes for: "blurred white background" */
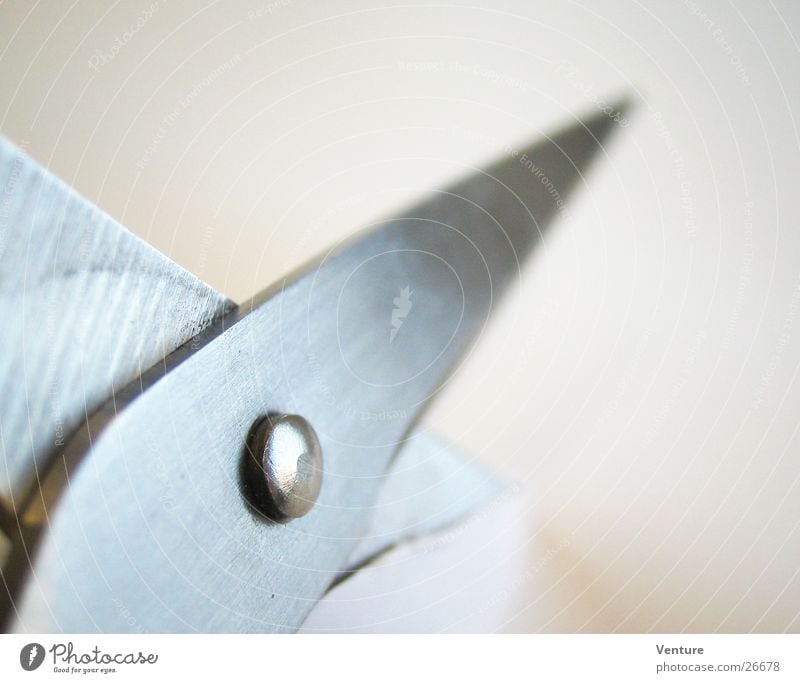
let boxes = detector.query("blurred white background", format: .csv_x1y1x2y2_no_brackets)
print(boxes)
1,0,799,631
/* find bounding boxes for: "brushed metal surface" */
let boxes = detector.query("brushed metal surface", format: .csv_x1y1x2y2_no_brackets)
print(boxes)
0,137,232,511
9,107,624,632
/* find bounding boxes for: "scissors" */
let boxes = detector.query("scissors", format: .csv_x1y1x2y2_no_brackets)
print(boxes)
0,101,626,632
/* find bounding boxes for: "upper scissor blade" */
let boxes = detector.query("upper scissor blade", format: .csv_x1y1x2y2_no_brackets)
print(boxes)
293,101,629,406
406,100,628,291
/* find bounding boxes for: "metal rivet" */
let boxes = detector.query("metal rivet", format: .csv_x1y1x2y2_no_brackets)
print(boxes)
247,414,323,519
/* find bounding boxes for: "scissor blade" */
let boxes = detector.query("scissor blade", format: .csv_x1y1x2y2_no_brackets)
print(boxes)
0,138,232,511
10,104,627,632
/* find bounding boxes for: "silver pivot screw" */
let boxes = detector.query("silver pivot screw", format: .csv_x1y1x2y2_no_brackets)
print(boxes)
247,414,323,519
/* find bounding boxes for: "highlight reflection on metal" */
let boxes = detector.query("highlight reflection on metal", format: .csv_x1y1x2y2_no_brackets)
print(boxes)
247,415,323,520
0,101,626,632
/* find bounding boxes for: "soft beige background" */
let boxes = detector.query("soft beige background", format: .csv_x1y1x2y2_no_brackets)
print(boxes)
2,0,799,631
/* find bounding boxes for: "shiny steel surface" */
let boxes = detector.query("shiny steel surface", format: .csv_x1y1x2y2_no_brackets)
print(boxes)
6,106,624,632
247,414,323,519
0,138,232,511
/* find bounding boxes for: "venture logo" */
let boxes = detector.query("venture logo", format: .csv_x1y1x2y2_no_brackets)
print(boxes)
390,285,413,343
20,643,44,671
